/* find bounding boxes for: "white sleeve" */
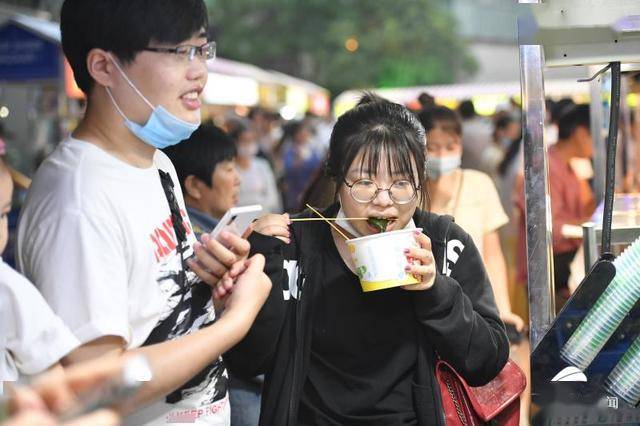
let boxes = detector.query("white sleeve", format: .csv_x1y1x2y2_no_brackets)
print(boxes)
0,269,80,375
19,209,131,346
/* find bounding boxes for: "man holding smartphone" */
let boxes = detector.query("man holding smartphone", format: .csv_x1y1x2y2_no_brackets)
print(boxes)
16,1,271,424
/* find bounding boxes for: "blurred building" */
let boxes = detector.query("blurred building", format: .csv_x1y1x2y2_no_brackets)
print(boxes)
447,0,521,83
446,0,584,83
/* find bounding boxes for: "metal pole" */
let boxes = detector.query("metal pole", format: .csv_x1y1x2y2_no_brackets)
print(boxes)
620,76,631,190
519,41,556,351
590,68,606,204
582,222,598,270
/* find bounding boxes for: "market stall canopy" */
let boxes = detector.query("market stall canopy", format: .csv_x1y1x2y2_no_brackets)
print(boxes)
206,57,330,116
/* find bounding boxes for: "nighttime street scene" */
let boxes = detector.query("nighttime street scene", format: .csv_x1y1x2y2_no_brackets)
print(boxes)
1,1,640,425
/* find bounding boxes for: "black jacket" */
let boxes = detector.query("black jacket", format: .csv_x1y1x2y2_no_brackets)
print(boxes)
225,204,509,426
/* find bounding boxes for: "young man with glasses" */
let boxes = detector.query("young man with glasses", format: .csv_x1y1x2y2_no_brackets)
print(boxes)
16,1,271,424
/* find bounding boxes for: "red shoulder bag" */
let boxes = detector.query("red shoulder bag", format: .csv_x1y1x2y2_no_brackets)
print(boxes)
435,358,526,426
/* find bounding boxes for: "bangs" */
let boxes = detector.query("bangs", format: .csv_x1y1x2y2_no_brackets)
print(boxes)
348,126,423,187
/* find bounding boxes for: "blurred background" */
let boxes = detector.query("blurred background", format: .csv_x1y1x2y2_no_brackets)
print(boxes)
0,0,590,176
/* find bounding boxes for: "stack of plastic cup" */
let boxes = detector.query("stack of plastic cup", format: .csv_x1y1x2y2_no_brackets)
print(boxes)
560,236,640,371
605,336,640,406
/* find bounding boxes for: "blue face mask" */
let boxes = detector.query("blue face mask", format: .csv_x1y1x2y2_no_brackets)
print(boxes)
106,57,200,149
425,155,461,179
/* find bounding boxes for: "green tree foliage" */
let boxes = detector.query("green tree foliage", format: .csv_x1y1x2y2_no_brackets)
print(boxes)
205,0,477,95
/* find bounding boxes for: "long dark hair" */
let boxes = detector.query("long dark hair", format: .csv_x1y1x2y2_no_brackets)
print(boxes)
325,93,428,208
495,114,522,178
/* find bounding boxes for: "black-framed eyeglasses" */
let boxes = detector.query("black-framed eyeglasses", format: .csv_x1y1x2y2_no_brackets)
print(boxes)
344,178,419,205
143,41,216,62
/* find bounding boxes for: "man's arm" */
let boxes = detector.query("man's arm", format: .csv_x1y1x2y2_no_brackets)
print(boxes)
62,254,271,415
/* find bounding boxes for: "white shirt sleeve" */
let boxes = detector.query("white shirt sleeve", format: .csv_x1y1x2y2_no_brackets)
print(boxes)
18,209,131,346
0,264,80,376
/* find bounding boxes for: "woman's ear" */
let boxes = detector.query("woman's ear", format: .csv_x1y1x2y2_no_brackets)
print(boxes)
184,175,202,200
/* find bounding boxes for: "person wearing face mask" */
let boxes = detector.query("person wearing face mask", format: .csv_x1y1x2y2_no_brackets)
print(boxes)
278,120,323,212
418,106,528,423
418,107,524,332
230,120,282,214
494,114,524,216
220,94,509,425
485,113,522,178
15,2,272,425
515,105,595,309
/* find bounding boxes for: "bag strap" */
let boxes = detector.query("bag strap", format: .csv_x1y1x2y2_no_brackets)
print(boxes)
158,169,188,288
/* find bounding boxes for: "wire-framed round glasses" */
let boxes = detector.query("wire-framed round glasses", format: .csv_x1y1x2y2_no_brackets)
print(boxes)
344,178,419,204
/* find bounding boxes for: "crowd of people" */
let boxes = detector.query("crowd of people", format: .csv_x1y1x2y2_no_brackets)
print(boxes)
2,0,635,425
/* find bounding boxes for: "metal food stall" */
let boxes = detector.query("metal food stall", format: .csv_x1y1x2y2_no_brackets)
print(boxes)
518,1,640,423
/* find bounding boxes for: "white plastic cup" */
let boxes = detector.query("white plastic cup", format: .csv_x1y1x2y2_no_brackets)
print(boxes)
605,337,640,406
347,228,422,292
560,236,640,370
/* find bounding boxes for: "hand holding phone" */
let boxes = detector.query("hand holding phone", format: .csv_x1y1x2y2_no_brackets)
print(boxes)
210,205,263,241
190,206,263,288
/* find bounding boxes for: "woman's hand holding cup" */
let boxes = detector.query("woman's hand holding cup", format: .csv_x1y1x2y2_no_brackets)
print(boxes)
402,231,436,291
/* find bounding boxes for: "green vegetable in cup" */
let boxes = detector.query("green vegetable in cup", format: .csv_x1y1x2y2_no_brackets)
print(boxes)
368,217,390,233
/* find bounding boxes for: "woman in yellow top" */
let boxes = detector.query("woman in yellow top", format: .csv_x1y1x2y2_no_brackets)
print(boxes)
417,106,524,332
417,105,530,424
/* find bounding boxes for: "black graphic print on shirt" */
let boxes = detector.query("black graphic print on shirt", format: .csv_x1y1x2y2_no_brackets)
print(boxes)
145,210,228,407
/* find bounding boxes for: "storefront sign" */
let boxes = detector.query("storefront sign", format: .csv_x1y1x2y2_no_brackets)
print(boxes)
0,23,60,81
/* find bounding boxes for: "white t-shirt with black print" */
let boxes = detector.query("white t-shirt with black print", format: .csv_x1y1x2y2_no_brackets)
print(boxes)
17,137,229,425
0,258,79,382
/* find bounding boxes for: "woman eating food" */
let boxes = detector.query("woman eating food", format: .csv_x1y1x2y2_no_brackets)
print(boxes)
220,94,509,426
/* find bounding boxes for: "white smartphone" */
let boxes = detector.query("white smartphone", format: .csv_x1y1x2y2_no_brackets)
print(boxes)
211,205,263,240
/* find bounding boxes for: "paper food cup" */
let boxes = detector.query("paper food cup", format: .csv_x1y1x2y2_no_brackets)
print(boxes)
347,228,422,292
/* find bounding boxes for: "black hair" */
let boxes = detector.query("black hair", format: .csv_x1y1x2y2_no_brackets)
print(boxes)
248,107,267,121
281,120,308,142
417,106,463,136
163,122,236,188
457,100,476,120
494,113,515,130
275,119,309,154
299,162,336,211
417,92,436,109
61,0,209,95
551,98,576,124
492,112,516,140
558,104,590,140
226,118,251,143
492,113,523,177
326,92,427,206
